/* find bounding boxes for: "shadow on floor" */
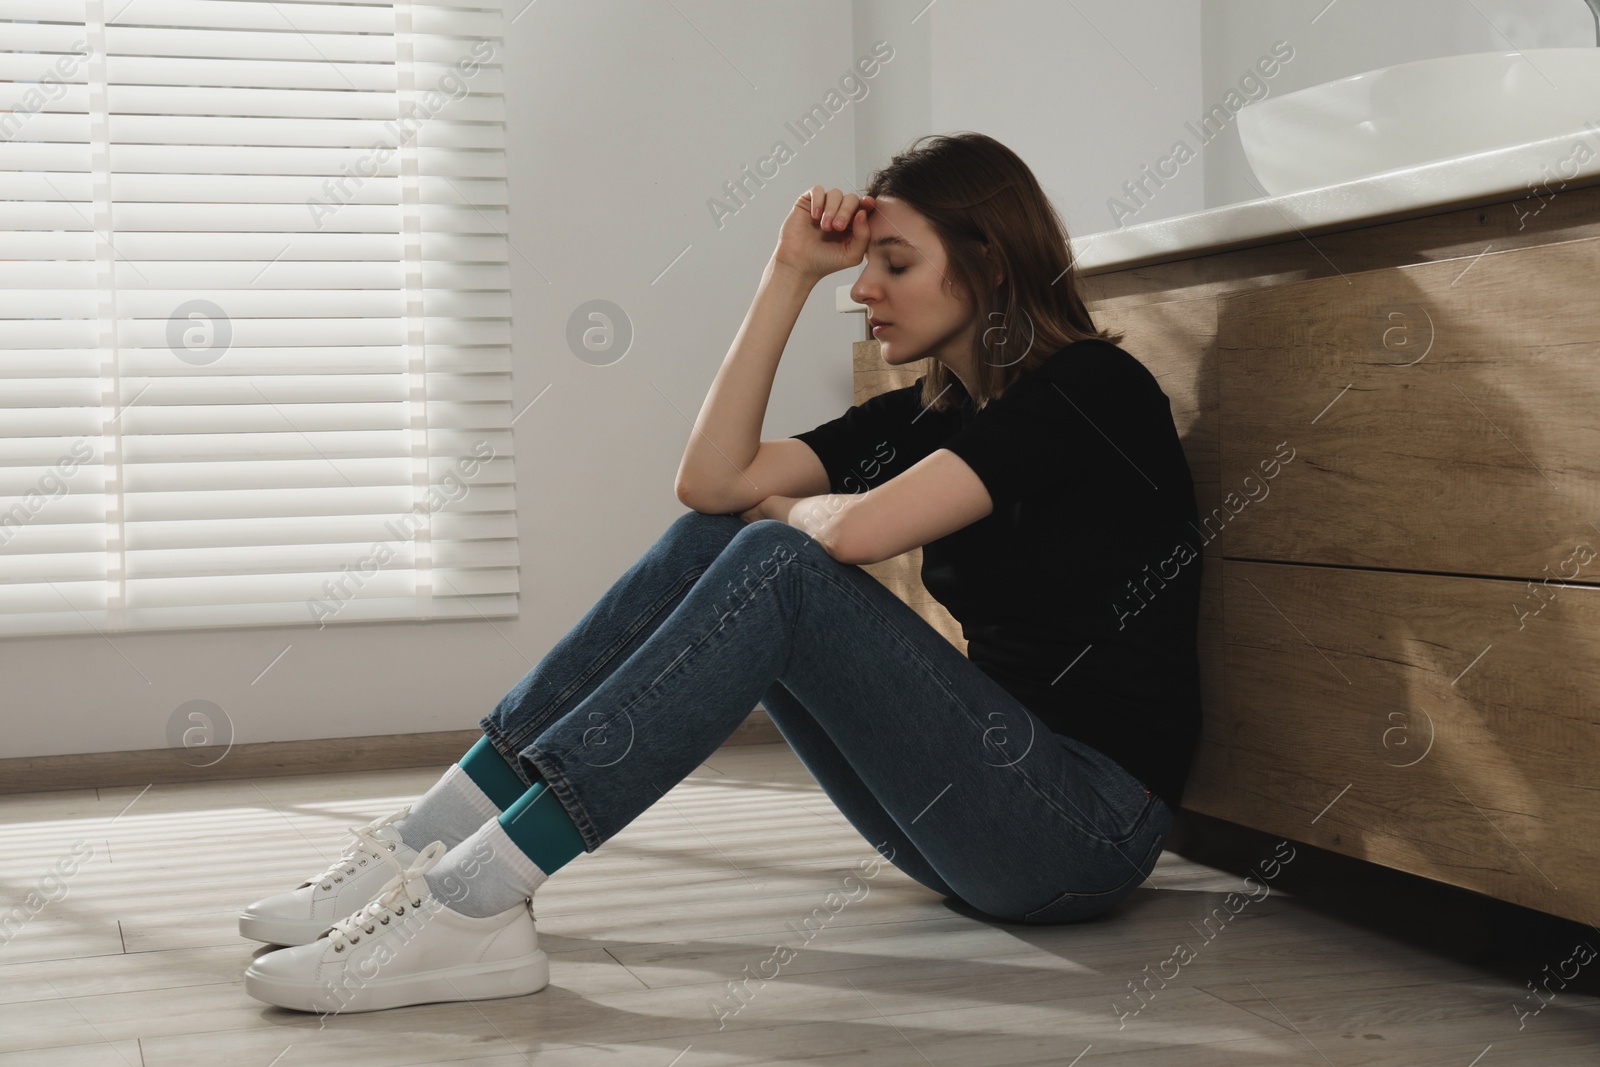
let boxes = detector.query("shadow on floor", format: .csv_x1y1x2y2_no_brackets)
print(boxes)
1152,808,1600,988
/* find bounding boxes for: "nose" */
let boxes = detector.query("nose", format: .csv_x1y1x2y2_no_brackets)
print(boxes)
849,270,878,309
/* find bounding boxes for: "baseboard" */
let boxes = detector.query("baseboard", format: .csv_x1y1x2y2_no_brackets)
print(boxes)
0,708,784,795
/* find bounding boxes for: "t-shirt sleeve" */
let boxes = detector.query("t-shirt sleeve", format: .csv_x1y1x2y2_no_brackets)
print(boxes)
939,353,1154,515
789,376,946,495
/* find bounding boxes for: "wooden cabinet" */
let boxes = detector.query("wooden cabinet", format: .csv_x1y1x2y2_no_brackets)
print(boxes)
855,182,1600,926
1217,238,1600,576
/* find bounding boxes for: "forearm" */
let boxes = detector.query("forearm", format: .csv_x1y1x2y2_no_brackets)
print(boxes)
675,258,816,508
758,493,859,562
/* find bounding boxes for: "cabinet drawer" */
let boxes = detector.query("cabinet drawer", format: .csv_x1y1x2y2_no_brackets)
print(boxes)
1186,559,1600,925
1218,234,1600,577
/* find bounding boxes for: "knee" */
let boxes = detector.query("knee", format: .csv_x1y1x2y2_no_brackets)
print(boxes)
729,517,812,548
670,505,739,530
726,518,819,565
663,507,745,555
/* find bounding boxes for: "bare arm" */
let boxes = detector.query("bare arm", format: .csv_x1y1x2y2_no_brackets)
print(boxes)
674,186,876,512
739,492,861,562
673,257,814,507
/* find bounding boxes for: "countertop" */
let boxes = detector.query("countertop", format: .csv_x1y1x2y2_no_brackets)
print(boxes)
835,125,1600,312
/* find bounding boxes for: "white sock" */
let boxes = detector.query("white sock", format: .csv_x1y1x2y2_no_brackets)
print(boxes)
396,764,502,853
423,819,549,918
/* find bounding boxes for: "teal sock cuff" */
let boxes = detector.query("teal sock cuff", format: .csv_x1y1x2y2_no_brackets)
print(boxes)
459,734,538,812
498,782,586,876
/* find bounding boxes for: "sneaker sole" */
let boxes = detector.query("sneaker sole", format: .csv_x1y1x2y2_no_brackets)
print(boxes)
244,950,550,1013
238,913,338,947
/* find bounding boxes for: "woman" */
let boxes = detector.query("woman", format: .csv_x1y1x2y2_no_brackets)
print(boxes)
240,132,1204,1014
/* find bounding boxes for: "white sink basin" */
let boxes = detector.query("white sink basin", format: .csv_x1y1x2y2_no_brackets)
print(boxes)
1237,48,1600,196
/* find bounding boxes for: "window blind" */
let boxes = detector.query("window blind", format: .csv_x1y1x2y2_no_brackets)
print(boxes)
0,0,519,637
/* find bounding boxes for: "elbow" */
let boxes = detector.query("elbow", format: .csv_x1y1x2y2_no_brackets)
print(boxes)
811,497,872,565
675,478,713,514
832,541,875,567
832,543,872,566
827,520,874,566
678,487,738,518
678,495,719,517
673,469,694,505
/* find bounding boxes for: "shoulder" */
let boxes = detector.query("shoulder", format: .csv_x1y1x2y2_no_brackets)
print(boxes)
1042,339,1151,384
841,375,929,419
993,339,1155,404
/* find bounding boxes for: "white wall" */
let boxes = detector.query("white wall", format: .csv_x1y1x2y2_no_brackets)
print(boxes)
927,0,1206,239
852,0,932,191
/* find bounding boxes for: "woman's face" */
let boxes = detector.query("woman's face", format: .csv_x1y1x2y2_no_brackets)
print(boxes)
848,195,979,389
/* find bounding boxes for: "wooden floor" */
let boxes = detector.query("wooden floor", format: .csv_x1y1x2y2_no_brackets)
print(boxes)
1,742,1596,1066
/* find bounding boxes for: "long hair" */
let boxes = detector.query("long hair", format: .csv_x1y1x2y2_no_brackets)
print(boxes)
863,132,1122,413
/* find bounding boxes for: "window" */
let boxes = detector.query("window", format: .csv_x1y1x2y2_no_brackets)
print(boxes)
0,0,518,636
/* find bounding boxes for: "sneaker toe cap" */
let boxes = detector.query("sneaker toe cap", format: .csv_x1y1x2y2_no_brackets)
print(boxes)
238,892,339,946
244,940,341,1010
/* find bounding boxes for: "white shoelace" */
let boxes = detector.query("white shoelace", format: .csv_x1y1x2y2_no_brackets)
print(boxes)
310,806,413,891
324,840,448,953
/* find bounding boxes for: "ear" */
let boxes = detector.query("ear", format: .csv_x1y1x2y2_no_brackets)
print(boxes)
980,241,1004,288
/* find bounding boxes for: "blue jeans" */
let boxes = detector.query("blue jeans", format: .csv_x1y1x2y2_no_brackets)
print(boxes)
478,510,1173,924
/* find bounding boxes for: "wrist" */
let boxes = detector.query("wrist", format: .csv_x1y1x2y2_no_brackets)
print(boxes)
766,256,819,293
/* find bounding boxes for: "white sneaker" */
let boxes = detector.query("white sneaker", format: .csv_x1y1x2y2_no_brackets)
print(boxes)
239,806,420,946
243,840,549,1014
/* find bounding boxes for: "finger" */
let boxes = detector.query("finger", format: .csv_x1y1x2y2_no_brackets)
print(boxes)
828,192,852,230
822,187,845,230
819,186,838,225
807,185,825,221
839,194,862,230
851,192,878,227
837,192,860,230
849,205,871,254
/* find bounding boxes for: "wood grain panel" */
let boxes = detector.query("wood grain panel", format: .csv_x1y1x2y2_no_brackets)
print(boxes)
1185,559,1600,925
1080,179,1600,309
1069,178,1600,929
1217,233,1600,578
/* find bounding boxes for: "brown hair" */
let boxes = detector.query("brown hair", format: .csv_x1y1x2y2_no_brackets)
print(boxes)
863,131,1122,412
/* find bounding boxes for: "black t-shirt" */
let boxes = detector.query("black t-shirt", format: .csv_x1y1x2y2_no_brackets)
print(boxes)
789,338,1203,809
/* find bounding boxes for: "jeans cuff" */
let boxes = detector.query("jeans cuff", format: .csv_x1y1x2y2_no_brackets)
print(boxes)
476,716,536,790
515,741,602,854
